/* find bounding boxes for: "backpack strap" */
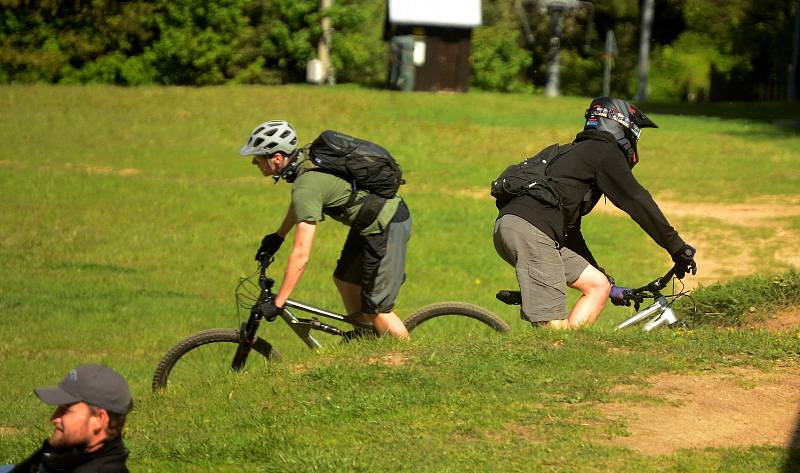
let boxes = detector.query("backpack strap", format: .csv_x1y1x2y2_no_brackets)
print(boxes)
352,194,387,230
322,187,387,231
322,181,361,220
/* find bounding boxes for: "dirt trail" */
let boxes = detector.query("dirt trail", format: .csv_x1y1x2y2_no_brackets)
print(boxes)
590,196,800,288
600,367,800,455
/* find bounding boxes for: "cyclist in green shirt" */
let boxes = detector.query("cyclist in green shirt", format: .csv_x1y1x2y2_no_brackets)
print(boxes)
238,120,411,339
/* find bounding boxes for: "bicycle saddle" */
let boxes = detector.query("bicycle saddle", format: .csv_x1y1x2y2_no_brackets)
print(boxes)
496,290,521,305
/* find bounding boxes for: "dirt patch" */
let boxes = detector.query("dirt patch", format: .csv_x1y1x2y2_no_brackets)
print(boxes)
64,162,140,176
748,306,800,332
367,352,408,367
589,195,800,224
590,197,800,287
0,426,19,436
599,367,800,455
484,422,543,444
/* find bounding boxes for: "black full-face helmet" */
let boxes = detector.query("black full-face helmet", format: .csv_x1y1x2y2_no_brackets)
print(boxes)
584,97,658,168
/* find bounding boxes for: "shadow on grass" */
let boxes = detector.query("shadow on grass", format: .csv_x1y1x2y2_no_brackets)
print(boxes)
644,101,800,138
785,408,800,473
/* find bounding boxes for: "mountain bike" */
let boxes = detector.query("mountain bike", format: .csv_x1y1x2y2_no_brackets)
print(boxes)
495,263,691,331
152,257,510,392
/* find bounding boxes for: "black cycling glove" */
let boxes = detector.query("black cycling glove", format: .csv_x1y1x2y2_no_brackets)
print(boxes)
671,244,697,279
258,299,283,321
255,233,284,262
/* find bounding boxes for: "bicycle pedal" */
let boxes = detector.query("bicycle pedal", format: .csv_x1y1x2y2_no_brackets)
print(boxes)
496,290,522,305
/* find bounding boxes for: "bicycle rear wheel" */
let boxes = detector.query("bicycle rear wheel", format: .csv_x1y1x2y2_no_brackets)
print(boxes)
152,328,280,393
404,302,510,340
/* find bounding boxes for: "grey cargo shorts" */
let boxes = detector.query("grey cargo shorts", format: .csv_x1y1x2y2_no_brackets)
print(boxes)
334,205,411,314
493,214,589,323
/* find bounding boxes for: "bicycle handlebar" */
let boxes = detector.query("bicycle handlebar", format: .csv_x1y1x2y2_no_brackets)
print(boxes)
627,266,676,295
620,263,684,310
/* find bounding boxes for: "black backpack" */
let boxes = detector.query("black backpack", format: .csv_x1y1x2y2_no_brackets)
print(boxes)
490,144,571,208
309,130,404,199
308,130,405,229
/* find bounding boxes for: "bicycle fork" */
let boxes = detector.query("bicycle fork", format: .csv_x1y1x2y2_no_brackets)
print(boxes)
615,296,678,332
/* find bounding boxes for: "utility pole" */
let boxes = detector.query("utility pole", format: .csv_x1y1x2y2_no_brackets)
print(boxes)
544,3,566,97
602,29,617,97
636,0,655,101
528,0,593,98
318,0,335,85
789,0,800,101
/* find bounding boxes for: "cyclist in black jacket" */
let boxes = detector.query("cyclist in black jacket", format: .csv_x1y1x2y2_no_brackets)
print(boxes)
493,97,697,328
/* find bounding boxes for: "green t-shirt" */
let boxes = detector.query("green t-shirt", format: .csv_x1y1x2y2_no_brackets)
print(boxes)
291,158,400,235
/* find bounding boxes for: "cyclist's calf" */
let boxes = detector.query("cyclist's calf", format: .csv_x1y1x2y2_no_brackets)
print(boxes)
565,265,611,327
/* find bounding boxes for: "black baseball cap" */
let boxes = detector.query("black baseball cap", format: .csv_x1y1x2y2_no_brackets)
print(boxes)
34,364,132,415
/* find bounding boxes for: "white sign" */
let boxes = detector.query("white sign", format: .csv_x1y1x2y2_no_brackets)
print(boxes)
413,41,426,66
388,0,482,28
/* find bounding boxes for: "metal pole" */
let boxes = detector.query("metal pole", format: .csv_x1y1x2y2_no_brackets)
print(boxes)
545,5,565,97
603,30,616,97
318,0,335,85
789,0,800,101
636,0,655,101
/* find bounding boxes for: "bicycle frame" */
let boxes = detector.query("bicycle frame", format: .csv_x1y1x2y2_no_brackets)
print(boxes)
279,299,373,349
239,258,375,351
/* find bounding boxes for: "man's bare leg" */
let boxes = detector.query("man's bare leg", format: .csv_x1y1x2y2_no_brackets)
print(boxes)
546,319,571,329
565,265,611,327
334,277,361,315
334,277,409,339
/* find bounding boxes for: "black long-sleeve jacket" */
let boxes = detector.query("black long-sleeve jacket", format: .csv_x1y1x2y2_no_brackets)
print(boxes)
11,437,129,473
497,129,686,268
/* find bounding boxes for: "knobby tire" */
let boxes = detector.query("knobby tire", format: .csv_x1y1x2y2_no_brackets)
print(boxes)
152,328,280,392
404,302,511,333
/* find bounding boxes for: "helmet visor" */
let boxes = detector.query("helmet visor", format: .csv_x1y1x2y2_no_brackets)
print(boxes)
585,107,641,140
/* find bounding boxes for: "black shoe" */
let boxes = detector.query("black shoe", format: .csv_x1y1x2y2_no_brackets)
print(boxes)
341,327,378,342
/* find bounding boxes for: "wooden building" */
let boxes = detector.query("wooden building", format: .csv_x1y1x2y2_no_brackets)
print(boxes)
384,0,482,92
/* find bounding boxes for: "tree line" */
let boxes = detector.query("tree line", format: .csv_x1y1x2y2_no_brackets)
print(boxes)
1,0,797,101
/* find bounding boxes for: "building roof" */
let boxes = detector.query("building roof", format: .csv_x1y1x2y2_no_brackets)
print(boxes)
387,0,482,28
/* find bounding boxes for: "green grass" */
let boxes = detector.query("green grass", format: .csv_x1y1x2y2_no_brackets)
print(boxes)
1,85,799,472
676,270,800,327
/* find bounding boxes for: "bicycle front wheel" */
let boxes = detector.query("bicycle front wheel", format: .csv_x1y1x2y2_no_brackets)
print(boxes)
404,302,511,340
152,328,280,393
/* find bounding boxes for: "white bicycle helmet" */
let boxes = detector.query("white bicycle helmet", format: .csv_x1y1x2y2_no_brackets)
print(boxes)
239,120,298,157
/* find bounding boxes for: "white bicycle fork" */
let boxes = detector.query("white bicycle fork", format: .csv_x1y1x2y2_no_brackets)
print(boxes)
615,296,678,331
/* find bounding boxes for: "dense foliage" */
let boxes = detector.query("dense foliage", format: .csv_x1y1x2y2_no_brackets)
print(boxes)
0,0,386,86
1,0,798,100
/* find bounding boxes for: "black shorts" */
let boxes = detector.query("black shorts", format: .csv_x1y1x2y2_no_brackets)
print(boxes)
334,201,411,314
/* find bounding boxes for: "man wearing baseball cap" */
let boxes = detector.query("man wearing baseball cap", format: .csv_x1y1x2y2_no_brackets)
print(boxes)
10,364,133,473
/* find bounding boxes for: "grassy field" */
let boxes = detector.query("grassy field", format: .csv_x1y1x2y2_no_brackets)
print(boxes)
1,85,799,472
